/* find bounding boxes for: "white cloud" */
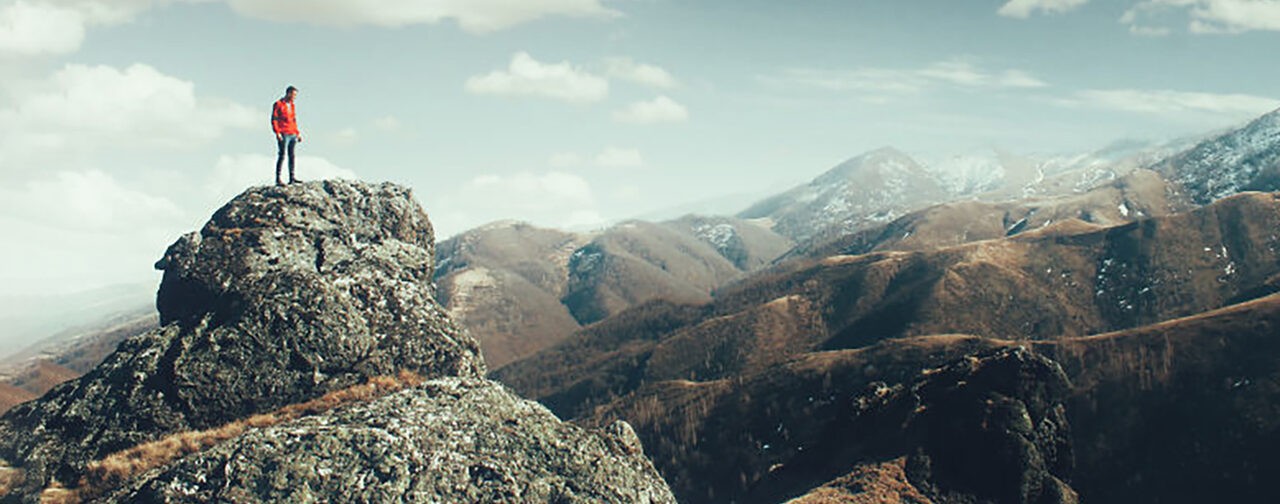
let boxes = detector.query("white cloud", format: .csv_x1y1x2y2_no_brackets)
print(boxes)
0,154,361,297
333,127,359,146
997,0,1089,18
50,0,169,25
0,211,171,298
0,63,256,167
605,57,677,88
548,147,645,168
373,115,402,132
996,69,1049,88
761,68,926,95
469,171,593,204
0,170,186,232
548,151,586,168
612,185,642,202
465,52,609,104
223,0,621,33
1123,0,1280,34
0,169,195,298
1,0,620,58
0,1,85,56
208,153,359,202
595,147,644,168
919,60,1048,88
1189,0,1280,33
613,95,689,124
1129,24,1173,36
761,59,1047,102
0,0,196,57
436,171,603,234
1062,88,1280,117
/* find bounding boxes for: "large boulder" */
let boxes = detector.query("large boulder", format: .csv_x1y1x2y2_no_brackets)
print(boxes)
0,181,485,498
108,377,675,503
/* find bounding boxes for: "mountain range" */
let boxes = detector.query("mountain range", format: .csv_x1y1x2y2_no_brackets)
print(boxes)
433,215,792,368
7,111,1247,387
496,190,1280,503
5,106,1280,502
485,108,1280,502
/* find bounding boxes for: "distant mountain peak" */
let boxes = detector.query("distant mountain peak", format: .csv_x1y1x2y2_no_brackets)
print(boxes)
475,219,532,232
818,146,922,182
738,146,947,242
1153,107,1280,203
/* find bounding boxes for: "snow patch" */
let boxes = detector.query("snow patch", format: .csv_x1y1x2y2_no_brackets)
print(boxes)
925,151,1006,195
570,248,604,273
692,222,737,251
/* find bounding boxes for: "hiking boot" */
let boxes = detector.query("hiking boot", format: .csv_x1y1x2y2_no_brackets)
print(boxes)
275,179,285,186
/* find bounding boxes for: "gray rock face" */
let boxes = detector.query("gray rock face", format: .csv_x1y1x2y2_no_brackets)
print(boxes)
0,181,485,498
109,377,675,503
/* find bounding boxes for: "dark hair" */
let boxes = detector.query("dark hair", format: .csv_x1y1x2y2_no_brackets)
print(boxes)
285,85,298,94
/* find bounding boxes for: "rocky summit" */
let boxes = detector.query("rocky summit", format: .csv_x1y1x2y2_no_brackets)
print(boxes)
0,180,673,503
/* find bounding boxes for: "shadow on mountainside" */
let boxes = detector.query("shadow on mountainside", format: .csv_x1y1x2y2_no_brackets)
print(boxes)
495,191,1280,504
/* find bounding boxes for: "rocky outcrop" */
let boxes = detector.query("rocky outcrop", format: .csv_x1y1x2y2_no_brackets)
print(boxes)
0,181,672,502
108,377,674,503
0,181,484,498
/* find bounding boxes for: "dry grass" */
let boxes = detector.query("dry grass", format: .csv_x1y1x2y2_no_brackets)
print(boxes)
786,457,933,504
0,382,37,415
0,463,24,498
38,481,76,504
43,370,423,503
216,227,245,242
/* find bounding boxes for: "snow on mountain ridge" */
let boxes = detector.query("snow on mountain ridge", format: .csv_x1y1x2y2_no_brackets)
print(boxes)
923,150,1007,195
1153,107,1280,203
692,222,737,252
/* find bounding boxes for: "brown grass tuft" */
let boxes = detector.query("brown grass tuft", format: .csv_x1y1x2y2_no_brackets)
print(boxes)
44,370,424,503
38,480,77,504
0,463,25,498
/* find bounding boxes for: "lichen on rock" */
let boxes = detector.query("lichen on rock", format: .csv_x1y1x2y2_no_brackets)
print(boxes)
108,378,674,503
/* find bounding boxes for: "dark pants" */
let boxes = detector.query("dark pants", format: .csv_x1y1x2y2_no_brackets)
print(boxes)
276,134,298,184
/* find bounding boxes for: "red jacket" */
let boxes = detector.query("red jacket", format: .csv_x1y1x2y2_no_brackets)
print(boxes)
271,98,298,135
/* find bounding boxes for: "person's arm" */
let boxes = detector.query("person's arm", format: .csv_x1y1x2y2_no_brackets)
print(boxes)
271,102,283,141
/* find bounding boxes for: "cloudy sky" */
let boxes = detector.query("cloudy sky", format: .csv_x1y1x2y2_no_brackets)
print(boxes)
2,0,1280,300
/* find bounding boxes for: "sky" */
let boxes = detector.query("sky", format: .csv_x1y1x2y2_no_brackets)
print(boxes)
3,0,1280,301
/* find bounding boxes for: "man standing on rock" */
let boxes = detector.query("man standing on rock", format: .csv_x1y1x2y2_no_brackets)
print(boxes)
271,85,303,186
